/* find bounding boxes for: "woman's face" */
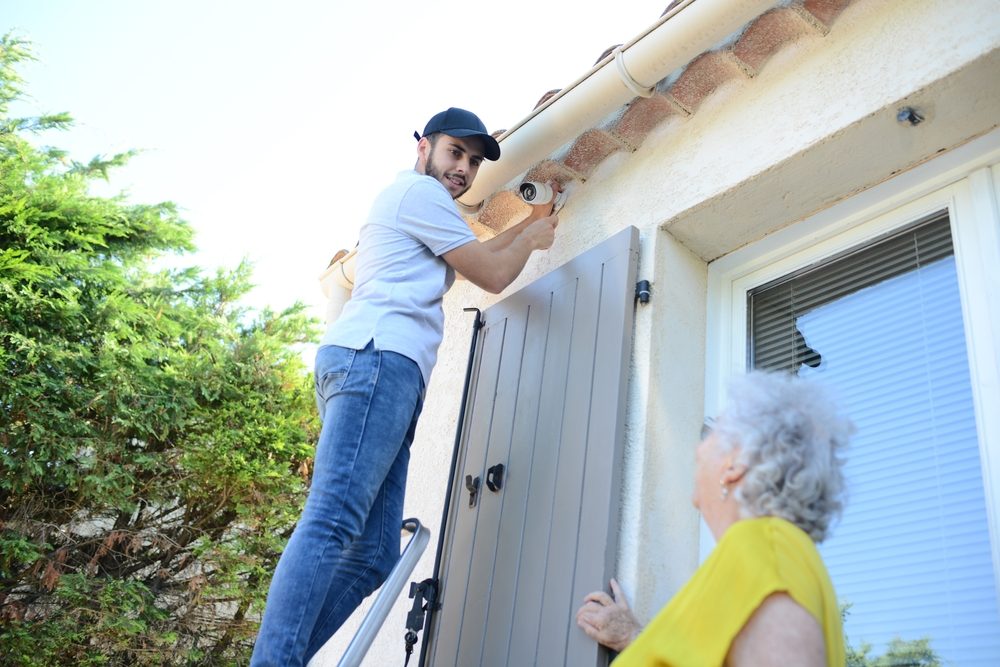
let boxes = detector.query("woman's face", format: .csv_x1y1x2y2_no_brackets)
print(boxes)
693,425,742,538
692,429,724,512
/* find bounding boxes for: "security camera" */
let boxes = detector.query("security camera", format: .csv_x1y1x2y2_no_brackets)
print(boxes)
518,181,567,211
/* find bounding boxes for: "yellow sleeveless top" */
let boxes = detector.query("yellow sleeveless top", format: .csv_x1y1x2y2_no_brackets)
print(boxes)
613,517,844,667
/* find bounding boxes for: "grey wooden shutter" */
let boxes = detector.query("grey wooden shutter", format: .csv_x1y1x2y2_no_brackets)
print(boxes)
428,226,639,667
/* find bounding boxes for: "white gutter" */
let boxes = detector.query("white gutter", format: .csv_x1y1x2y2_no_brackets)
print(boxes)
457,0,779,210
321,0,776,316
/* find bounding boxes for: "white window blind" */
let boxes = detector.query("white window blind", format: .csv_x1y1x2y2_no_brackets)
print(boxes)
749,211,1000,665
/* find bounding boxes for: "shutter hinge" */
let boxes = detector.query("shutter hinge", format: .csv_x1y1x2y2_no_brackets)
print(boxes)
404,577,440,664
463,306,484,331
635,280,651,304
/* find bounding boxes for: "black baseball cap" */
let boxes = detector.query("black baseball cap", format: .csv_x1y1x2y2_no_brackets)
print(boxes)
413,107,501,161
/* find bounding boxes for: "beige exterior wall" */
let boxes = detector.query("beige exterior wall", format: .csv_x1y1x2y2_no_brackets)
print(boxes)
315,1,999,663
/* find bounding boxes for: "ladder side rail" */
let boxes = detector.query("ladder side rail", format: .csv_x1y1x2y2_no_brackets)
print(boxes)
337,519,431,667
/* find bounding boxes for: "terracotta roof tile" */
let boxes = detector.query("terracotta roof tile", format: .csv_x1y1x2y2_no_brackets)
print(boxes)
734,6,825,73
670,50,750,110
802,0,854,27
613,93,688,147
564,129,631,177
476,190,526,232
476,0,859,232
525,159,584,186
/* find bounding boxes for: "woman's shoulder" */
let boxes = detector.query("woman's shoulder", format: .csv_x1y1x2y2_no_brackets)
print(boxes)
720,517,821,570
725,516,814,546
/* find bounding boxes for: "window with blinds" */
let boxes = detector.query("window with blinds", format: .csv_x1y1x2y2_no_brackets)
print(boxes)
748,211,1000,665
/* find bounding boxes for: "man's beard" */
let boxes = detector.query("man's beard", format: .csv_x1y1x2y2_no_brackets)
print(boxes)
425,153,469,200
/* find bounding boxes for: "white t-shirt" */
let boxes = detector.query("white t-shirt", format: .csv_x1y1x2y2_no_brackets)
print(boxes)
320,170,477,387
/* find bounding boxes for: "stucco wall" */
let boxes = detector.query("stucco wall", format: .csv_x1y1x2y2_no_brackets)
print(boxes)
314,0,999,663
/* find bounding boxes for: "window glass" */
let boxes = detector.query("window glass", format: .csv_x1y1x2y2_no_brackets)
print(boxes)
749,212,1000,665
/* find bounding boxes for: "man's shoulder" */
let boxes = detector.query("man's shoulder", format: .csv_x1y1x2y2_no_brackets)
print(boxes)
403,172,452,202
372,171,449,213
366,171,428,211
394,176,463,223
384,170,445,195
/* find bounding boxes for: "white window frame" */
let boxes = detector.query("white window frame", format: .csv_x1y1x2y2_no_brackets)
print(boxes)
704,128,1000,595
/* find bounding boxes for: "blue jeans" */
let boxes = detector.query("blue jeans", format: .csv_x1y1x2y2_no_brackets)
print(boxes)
250,341,425,666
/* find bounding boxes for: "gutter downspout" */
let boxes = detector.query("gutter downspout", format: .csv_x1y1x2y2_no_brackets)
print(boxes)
456,0,779,211
318,249,356,324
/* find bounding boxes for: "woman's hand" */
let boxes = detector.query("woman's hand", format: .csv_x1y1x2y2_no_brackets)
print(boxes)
575,578,643,653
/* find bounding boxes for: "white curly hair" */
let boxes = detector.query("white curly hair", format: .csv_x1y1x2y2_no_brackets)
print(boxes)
713,371,854,542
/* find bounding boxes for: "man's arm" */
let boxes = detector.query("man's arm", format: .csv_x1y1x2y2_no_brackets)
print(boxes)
479,182,562,253
444,181,561,293
442,213,558,294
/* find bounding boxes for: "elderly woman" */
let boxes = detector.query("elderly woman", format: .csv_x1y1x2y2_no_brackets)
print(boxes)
576,371,852,666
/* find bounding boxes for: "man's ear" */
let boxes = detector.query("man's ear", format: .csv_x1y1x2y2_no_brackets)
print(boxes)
415,136,431,173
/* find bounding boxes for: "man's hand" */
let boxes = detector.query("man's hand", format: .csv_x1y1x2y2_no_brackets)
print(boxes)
519,180,561,251
575,578,643,653
521,213,558,251
524,180,563,221
444,181,563,293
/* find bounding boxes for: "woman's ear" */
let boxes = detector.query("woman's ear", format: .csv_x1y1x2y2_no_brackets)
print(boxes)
722,459,748,485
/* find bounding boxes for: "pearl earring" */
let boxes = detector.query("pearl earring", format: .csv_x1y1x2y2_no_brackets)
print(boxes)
719,479,729,500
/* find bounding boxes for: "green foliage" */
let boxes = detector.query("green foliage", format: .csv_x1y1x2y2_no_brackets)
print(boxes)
1,34,321,665
842,604,941,667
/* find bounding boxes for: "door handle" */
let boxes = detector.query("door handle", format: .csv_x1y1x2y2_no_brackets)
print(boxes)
465,474,481,507
486,463,505,492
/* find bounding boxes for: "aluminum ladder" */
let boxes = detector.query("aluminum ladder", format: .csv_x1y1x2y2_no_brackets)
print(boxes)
336,518,431,667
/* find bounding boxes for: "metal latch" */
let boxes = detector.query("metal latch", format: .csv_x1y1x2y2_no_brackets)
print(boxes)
486,463,505,492
465,474,481,507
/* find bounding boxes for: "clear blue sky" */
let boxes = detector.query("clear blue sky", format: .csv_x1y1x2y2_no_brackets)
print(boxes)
5,0,665,316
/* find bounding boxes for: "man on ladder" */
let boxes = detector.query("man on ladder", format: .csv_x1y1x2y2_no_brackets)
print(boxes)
251,108,561,667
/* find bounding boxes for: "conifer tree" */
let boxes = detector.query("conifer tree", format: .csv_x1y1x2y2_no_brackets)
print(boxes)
0,35,320,665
